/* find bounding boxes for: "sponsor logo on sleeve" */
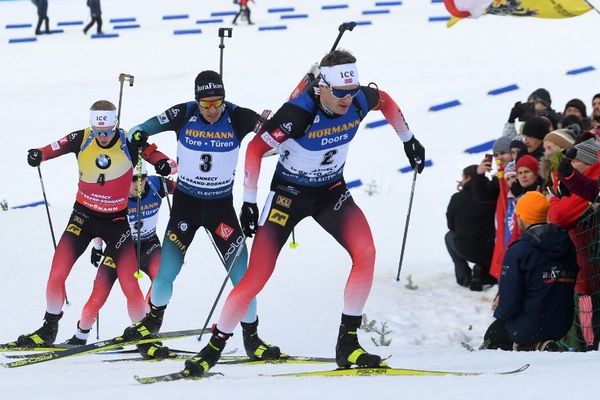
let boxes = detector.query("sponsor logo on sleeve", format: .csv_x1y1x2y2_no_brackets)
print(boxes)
215,222,235,241
275,195,292,208
157,112,169,125
66,224,81,236
268,209,289,226
261,131,280,148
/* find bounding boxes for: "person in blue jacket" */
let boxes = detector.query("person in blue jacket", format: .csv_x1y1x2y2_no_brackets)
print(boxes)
83,0,103,35
482,191,578,351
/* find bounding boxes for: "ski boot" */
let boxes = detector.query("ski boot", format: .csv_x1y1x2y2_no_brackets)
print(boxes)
184,326,232,376
63,321,90,346
16,311,63,347
121,303,166,341
470,265,483,292
335,314,382,369
137,342,171,359
241,317,281,360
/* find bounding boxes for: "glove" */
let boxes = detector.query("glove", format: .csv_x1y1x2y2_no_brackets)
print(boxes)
557,157,574,178
27,149,42,167
510,180,524,197
90,247,103,268
508,101,522,123
154,159,171,176
129,129,148,148
240,202,259,238
403,136,425,173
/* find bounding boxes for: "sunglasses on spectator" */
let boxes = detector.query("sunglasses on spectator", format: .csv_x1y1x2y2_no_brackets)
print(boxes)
198,98,225,109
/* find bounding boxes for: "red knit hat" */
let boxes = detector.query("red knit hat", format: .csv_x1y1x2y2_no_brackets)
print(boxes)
516,154,539,176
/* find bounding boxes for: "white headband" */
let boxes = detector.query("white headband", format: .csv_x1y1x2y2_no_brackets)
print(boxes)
90,110,118,129
319,63,359,87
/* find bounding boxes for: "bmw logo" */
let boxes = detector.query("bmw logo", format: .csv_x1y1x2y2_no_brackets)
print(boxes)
178,221,188,232
95,154,111,169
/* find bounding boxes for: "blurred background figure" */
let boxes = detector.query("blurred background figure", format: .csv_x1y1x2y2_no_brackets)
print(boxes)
32,0,50,35
83,0,103,35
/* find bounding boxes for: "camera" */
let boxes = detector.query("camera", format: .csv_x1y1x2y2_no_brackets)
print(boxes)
518,102,536,122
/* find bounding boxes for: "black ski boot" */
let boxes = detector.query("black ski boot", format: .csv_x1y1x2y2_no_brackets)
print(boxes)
335,314,382,368
137,342,171,359
184,326,232,376
122,303,166,341
241,317,281,360
63,321,90,346
16,311,63,347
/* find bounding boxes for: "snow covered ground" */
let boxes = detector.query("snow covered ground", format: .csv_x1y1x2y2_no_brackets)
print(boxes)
1,0,600,398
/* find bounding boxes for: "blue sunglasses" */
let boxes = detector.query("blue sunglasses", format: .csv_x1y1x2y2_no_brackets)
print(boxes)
330,86,360,99
92,129,115,137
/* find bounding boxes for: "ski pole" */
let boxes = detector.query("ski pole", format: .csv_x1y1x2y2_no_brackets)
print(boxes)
395,162,420,282
116,73,134,129
584,0,600,16
161,177,172,212
289,229,298,249
217,28,233,77
197,235,247,341
330,22,357,52
37,165,69,305
96,312,100,340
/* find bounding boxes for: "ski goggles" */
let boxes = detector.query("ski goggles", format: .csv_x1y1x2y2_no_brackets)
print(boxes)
198,98,225,109
92,128,116,137
329,86,360,99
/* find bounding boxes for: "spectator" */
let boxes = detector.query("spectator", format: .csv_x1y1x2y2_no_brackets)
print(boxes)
471,137,512,280
482,191,578,351
563,98,587,120
32,0,50,35
504,88,558,139
542,128,576,194
510,139,527,161
521,116,550,160
83,0,103,35
445,165,497,290
558,139,600,202
503,161,518,248
550,138,600,351
510,154,544,198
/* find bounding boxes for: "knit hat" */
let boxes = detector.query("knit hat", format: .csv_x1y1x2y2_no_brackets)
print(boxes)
573,138,600,165
527,88,552,107
593,93,600,102
510,139,527,153
564,98,587,118
515,191,548,225
522,116,550,140
492,136,511,154
194,70,225,100
516,154,539,176
504,161,516,177
543,129,576,150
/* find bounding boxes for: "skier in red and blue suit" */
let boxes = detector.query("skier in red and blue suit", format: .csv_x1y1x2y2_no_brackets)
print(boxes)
184,50,426,376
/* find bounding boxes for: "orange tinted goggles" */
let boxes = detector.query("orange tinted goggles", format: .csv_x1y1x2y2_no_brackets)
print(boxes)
198,98,225,109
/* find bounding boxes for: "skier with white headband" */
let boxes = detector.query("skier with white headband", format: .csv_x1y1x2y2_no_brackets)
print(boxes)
183,49,426,376
13,100,172,347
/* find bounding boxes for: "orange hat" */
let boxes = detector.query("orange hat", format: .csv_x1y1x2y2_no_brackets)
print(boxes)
515,191,548,225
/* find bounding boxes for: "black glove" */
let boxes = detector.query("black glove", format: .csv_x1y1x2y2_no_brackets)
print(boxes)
403,136,425,173
564,147,577,160
154,159,171,176
557,157,574,178
91,247,103,268
508,101,522,123
240,202,259,238
510,180,524,197
129,130,148,148
27,149,42,167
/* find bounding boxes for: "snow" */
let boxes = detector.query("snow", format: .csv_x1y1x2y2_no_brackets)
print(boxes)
1,0,600,398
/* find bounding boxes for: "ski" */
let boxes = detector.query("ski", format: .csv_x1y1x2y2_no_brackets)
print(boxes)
134,370,223,384
0,344,70,353
1,328,209,368
267,363,530,377
104,353,335,364
3,347,197,360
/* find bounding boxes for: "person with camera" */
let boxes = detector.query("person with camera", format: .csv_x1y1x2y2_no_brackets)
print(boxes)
503,88,558,139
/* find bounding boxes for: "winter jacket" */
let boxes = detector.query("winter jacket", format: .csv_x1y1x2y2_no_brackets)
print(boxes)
562,167,600,202
549,162,600,295
446,181,496,265
494,224,578,344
